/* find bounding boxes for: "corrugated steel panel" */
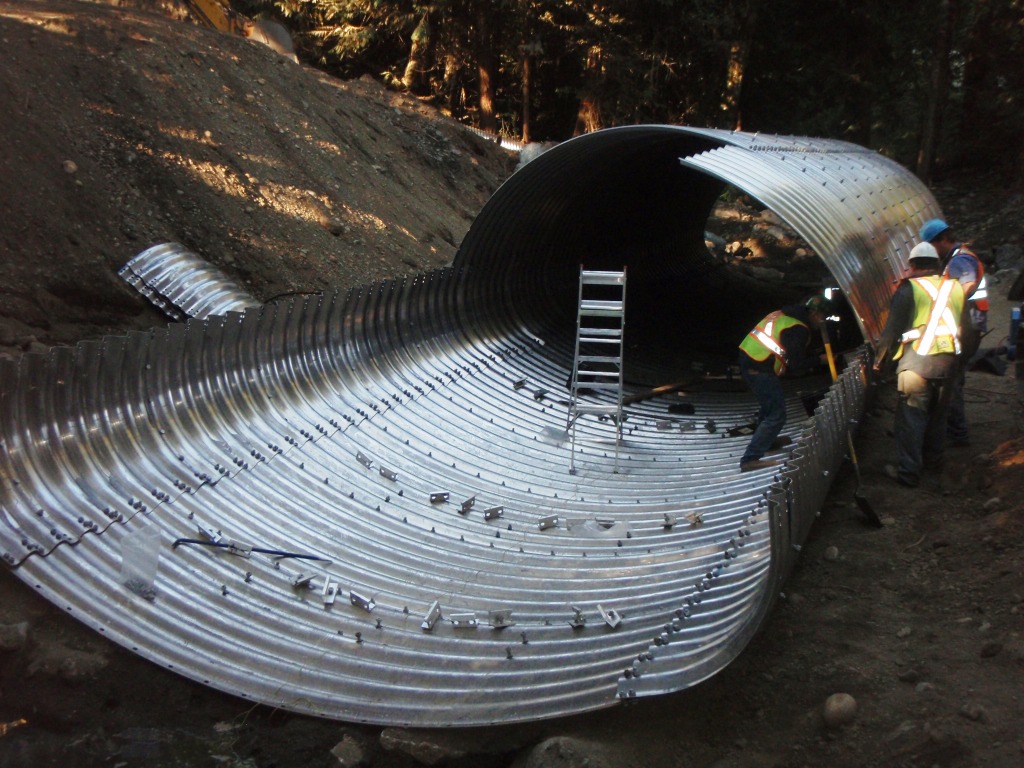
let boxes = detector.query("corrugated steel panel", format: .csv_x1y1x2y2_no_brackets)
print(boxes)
119,242,262,320
0,127,930,726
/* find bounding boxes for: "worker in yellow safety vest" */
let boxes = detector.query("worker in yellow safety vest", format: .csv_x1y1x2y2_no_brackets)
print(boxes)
873,241,966,488
737,295,830,472
920,218,988,446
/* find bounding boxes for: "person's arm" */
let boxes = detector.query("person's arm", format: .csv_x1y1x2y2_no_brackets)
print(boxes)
946,254,979,299
779,324,819,375
873,282,914,369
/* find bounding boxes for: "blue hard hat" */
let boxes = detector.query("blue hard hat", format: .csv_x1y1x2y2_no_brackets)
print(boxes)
919,218,950,242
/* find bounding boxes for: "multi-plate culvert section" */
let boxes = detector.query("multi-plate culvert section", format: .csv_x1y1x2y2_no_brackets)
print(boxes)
0,126,941,726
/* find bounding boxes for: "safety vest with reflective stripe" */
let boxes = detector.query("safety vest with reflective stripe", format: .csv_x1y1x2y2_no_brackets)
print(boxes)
894,276,964,360
739,311,807,374
943,245,988,311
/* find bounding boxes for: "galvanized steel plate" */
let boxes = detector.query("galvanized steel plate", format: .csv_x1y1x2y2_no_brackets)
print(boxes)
0,126,936,725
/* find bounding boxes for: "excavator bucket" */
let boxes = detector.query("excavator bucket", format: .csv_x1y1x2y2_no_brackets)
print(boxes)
248,18,297,62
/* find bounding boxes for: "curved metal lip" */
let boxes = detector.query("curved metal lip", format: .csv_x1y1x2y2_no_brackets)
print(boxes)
0,126,937,726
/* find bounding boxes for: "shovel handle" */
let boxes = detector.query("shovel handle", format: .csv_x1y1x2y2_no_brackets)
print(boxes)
820,324,839,382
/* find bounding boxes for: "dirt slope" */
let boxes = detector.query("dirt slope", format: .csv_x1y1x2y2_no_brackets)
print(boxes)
0,0,513,357
0,3,1022,768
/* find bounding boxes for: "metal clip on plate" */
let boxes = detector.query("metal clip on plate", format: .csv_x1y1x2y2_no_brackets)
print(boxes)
421,600,442,631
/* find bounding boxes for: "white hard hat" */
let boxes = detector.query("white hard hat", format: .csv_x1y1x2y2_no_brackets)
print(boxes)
908,242,940,262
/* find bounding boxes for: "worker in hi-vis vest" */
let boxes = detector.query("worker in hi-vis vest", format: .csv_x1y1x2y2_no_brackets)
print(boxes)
920,218,987,447
873,241,966,488
737,295,831,472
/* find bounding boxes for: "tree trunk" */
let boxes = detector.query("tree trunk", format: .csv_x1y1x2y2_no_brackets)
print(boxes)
917,0,956,181
722,41,745,130
721,1,761,131
574,45,604,136
521,50,532,144
402,12,432,93
475,7,498,134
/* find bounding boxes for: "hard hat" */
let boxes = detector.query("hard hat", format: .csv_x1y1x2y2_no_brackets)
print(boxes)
919,218,950,243
805,295,833,315
908,241,940,262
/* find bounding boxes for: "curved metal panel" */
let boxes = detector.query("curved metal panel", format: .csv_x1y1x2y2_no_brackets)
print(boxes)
119,242,262,320
1,127,927,726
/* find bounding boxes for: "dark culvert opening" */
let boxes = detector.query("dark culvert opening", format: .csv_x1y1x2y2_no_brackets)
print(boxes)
455,126,863,387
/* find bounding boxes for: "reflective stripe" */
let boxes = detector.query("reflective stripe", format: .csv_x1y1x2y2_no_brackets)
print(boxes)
973,274,988,301
916,278,959,354
752,327,786,359
910,277,961,355
739,310,807,374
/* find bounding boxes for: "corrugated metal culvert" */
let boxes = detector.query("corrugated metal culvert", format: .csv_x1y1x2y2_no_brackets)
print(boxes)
0,126,939,726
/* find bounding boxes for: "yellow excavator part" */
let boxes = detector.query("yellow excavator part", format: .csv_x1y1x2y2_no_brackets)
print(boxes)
182,0,296,60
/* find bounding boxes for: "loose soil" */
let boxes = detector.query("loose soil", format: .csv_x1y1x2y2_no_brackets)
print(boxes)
1,3,1022,767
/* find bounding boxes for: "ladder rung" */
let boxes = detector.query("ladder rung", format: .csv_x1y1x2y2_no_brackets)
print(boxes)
578,354,621,363
573,382,621,390
571,403,622,415
580,301,624,315
580,271,626,285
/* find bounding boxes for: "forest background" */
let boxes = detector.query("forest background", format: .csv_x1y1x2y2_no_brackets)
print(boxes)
235,0,1024,182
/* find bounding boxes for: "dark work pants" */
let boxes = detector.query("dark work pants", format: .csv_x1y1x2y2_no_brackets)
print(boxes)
947,326,980,444
895,370,952,486
740,356,785,464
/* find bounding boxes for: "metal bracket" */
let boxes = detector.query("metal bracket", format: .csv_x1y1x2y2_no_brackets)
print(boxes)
598,604,621,628
421,600,442,631
460,496,476,514
379,466,397,482
349,590,376,612
569,606,587,629
449,612,478,627
537,514,558,530
356,451,373,469
196,523,223,544
483,506,504,521
430,491,449,504
322,577,339,606
223,540,253,558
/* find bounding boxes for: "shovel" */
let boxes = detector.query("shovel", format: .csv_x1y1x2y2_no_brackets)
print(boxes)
821,325,883,528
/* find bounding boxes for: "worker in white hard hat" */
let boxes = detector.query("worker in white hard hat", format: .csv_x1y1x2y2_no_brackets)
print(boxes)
873,242,966,487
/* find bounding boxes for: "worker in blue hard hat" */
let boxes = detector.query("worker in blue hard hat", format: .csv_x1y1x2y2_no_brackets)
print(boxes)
919,218,988,447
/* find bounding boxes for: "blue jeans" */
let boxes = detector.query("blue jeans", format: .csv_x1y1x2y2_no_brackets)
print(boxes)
895,370,952,485
740,356,785,463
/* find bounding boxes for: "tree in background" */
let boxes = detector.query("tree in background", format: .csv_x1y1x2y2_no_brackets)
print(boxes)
237,0,1024,178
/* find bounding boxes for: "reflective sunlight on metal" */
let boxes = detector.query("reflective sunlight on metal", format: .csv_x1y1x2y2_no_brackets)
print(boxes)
0,126,941,725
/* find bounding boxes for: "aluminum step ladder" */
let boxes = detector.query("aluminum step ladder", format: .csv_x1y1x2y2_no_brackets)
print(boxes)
566,267,627,474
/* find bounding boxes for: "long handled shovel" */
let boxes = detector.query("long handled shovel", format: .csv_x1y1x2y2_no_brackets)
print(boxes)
821,325,883,528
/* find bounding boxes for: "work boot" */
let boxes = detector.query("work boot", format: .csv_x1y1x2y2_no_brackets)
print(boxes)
740,458,779,472
884,463,919,487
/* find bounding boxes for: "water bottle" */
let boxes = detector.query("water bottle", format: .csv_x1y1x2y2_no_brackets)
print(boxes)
1010,305,1021,361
